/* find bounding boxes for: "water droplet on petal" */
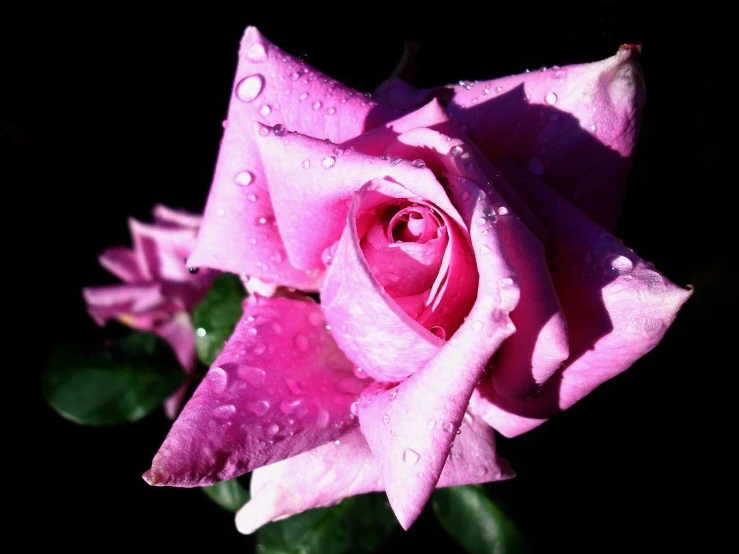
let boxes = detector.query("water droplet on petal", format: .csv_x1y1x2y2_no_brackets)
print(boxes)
294,334,310,352
238,366,266,388
212,404,236,419
590,123,597,132
266,423,280,436
383,414,390,425
479,245,490,254
390,156,402,166
234,170,254,187
302,159,311,169
247,399,270,416
403,448,420,466
258,126,270,137
321,156,336,169
245,42,267,62
499,277,515,287
235,74,265,103
498,206,509,215
350,401,359,416
473,320,484,333
427,419,436,430
246,193,258,202
605,254,635,276
527,156,545,176
299,92,309,101
326,107,336,115
411,159,426,168
196,327,207,337
495,86,503,93
208,367,228,394
273,123,287,136
449,145,464,158
259,105,272,117
389,390,398,401
442,422,454,433
430,326,446,340
247,327,258,337
353,366,368,379
545,92,558,105
280,398,303,414
312,101,322,111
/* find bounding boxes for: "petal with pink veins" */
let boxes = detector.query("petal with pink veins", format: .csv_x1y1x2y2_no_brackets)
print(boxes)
143,295,366,487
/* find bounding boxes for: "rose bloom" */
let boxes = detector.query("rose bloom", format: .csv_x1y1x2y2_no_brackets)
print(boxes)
83,205,215,418
143,27,691,531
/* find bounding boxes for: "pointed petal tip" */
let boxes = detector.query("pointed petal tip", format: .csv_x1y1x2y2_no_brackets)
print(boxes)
619,43,643,56
142,468,160,486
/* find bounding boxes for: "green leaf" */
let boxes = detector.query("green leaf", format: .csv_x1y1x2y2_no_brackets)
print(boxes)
201,478,251,512
192,273,247,366
256,493,398,554
42,332,185,426
432,486,530,554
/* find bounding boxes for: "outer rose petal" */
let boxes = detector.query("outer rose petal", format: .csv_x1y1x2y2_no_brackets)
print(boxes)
129,218,199,283
379,47,644,232
143,295,366,486
98,247,143,283
253,122,462,271
470,159,692,437
357,176,520,529
187,26,398,287
235,413,513,534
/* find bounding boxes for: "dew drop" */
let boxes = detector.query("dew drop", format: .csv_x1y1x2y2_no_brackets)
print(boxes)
245,42,267,62
499,277,515,287
321,156,336,169
273,123,287,136
253,343,266,356
208,367,228,394
238,366,266,388
234,170,254,187
294,334,310,352
494,86,503,93
590,123,597,132
411,159,426,168
246,193,258,202
430,326,446,340
383,413,390,425
289,72,300,81
326,107,336,115
235,74,265,103
315,407,330,429
266,423,280,437
258,126,270,137
498,206,509,215
196,327,207,337
259,105,272,117
606,254,635,276
403,448,420,466
350,401,359,416
247,399,270,416
390,156,402,166
545,92,558,105
299,92,309,101
213,404,236,419
389,390,398,401
442,422,454,433
527,156,545,176
473,320,484,333
312,101,322,111
302,159,311,169
247,327,258,337
280,398,303,414
427,419,436,430
353,366,368,379
479,245,490,254
449,145,464,158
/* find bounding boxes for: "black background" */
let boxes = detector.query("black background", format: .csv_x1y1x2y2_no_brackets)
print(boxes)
5,4,735,553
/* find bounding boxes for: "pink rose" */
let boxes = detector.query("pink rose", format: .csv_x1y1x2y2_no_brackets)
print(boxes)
143,28,692,531
83,204,216,418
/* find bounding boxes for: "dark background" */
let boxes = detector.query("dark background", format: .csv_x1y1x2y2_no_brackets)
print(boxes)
5,4,735,553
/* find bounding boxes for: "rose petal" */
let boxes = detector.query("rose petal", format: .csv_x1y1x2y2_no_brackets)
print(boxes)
252,122,462,271
357,181,520,529
143,295,365,486
470,159,692,437
235,412,513,534
152,204,202,229
187,26,398,288
98,246,143,283
158,312,197,419
441,46,645,231
129,218,198,282
321,180,446,382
